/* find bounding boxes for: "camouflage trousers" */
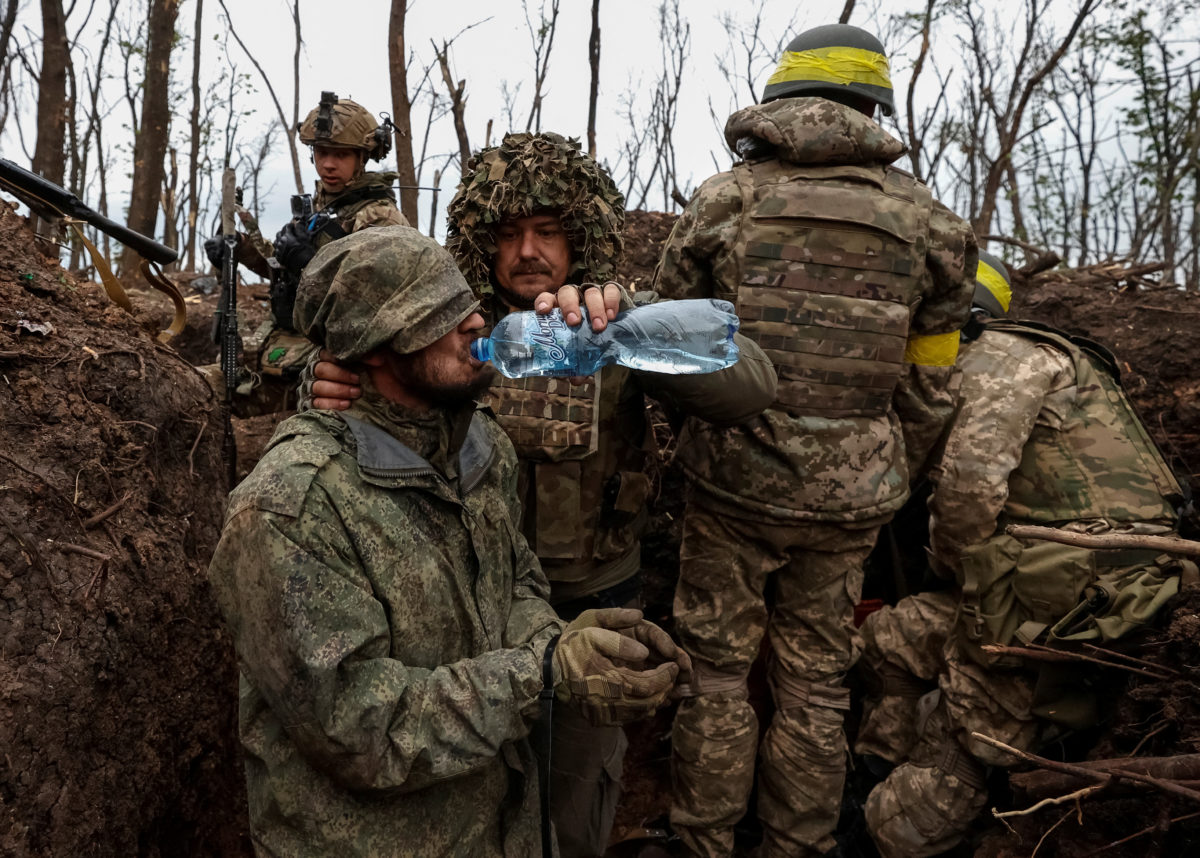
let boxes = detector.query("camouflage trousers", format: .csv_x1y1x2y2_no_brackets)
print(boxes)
669,501,886,858
857,593,1039,858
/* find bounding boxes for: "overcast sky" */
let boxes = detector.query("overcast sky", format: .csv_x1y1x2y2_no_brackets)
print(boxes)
4,0,1190,255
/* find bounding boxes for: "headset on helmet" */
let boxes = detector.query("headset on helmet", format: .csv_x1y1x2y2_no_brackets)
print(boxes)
762,24,895,116
297,92,392,162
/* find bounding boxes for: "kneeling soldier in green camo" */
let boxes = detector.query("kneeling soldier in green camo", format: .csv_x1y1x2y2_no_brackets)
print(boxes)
855,251,1196,856
207,226,688,857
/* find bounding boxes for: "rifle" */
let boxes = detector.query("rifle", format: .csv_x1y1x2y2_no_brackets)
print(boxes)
217,169,242,485
0,158,187,342
0,157,177,264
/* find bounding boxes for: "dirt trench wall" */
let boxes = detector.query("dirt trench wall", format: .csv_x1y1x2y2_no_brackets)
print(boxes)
0,203,249,856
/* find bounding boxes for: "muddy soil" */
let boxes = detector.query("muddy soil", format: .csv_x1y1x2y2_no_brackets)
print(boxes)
0,202,249,856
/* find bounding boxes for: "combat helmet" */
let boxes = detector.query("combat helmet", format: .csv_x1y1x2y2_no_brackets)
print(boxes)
761,24,895,116
973,250,1012,319
445,132,625,299
297,91,392,162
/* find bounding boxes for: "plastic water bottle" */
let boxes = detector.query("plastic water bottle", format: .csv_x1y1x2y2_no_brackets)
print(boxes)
470,299,741,378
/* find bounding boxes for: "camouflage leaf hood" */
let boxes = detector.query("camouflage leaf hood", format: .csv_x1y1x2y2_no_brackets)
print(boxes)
725,97,906,167
445,132,626,296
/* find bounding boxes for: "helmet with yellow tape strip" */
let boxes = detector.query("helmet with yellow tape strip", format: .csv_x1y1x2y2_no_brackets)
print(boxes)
973,250,1012,319
761,24,895,116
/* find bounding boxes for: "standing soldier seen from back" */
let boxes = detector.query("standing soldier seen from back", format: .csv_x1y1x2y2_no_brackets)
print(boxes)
652,24,977,858
207,92,407,414
856,252,1195,857
311,132,777,857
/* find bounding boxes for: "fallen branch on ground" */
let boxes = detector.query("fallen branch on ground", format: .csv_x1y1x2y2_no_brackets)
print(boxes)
1005,524,1200,557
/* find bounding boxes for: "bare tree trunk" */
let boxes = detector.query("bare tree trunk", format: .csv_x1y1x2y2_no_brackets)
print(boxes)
523,0,561,133
185,0,203,271
217,0,304,193
0,0,19,138
838,0,856,24
434,40,471,171
31,0,70,239
122,0,180,275
388,0,419,226
971,0,1100,237
904,0,936,181
587,0,600,158
161,147,179,270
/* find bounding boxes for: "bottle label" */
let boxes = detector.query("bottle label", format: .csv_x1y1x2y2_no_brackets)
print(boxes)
530,312,568,363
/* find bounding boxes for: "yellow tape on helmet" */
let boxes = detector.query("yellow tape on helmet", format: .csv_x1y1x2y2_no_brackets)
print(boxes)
904,331,960,367
767,46,893,91
975,260,1012,313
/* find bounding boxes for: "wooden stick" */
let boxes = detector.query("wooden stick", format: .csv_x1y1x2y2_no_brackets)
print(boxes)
993,782,1106,819
1081,810,1200,856
972,732,1200,804
980,644,1174,680
1005,524,1200,557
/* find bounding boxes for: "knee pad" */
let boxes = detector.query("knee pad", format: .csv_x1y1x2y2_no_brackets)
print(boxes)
865,759,988,858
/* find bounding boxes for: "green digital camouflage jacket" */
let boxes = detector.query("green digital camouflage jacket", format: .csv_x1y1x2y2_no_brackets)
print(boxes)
208,393,562,857
653,97,976,522
480,291,778,600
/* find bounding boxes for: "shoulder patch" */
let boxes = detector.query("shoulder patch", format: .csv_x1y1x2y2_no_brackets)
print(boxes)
226,430,344,521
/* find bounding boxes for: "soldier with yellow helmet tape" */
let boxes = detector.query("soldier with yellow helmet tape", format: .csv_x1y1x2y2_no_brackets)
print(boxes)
854,249,1191,856
651,22,978,858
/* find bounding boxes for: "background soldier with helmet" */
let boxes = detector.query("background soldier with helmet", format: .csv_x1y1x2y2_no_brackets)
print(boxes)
311,131,777,858
205,92,407,414
652,23,977,858
856,250,1195,857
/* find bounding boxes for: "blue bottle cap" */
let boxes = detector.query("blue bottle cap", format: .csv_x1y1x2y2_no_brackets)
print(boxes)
470,337,491,363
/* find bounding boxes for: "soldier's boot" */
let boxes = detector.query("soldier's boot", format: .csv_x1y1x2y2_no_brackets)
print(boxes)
670,673,758,858
854,663,935,766
863,716,988,858
756,673,852,858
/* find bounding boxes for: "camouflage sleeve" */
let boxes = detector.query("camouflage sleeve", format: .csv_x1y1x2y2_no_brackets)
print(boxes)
912,200,977,339
927,344,1075,566
652,171,743,303
636,332,777,426
212,496,553,795
492,424,564,652
352,199,409,231
629,287,778,425
894,201,978,479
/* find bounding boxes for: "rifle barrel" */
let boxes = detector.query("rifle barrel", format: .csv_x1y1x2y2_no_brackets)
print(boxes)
0,158,177,265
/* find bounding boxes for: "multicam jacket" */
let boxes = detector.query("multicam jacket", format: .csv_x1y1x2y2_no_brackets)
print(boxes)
928,321,1185,656
653,97,976,521
480,293,777,600
311,170,408,244
208,394,562,857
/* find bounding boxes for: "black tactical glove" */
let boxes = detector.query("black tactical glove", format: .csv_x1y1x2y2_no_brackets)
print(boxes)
273,219,317,276
204,234,225,269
